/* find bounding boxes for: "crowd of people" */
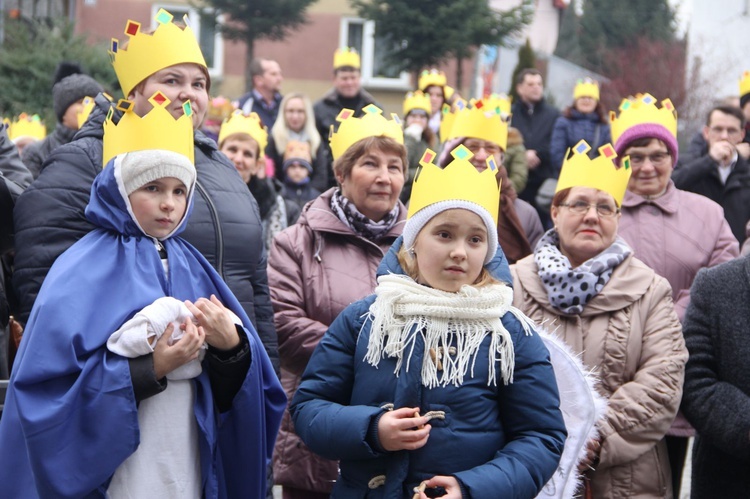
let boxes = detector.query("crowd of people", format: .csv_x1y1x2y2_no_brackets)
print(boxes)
1,7,750,499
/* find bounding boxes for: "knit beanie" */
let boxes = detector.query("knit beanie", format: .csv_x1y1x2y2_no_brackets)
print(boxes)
402,199,499,265
53,74,104,123
613,123,679,165
120,150,196,195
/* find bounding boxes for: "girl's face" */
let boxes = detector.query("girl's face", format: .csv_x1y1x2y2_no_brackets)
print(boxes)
575,96,597,114
285,162,309,183
425,85,444,114
284,97,306,132
413,209,488,292
128,177,188,239
406,111,428,129
221,137,259,183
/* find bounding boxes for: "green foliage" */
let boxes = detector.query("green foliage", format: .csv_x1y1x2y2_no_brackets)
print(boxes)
554,4,582,63
0,16,119,125
509,39,536,101
350,0,533,76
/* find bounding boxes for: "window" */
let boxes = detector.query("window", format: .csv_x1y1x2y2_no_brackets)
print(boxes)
152,4,224,78
340,18,410,89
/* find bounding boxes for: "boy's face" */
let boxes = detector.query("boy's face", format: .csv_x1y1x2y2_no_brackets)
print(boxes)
285,162,310,184
128,177,188,239
221,137,259,183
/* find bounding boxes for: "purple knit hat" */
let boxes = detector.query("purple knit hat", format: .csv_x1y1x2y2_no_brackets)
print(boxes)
614,123,678,166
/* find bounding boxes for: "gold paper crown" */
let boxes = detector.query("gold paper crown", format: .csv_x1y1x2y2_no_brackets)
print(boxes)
740,71,750,98
610,93,677,146
6,113,46,142
408,145,500,224
218,110,268,159
439,98,463,141
573,78,600,100
284,140,312,162
444,98,509,150
77,96,97,129
334,47,360,70
206,96,235,123
556,141,632,206
329,104,404,160
109,9,207,97
481,93,512,116
403,91,431,116
418,69,447,90
102,91,194,167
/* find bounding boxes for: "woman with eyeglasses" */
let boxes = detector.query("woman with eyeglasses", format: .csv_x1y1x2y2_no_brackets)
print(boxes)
510,140,688,498
610,95,739,497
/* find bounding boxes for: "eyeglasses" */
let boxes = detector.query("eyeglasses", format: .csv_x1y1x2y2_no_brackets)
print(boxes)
559,200,619,218
628,152,670,166
708,126,742,137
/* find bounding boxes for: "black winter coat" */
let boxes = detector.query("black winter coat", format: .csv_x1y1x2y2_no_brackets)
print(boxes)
511,99,559,202
21,123,77,179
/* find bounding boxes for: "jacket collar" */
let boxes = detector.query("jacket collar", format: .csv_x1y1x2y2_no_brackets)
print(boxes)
621,180,678,214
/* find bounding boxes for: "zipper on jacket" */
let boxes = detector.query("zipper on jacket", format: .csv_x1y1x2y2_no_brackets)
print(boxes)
195,179,225,279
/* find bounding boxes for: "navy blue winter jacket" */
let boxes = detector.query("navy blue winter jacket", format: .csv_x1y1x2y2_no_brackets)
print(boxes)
549,110,611,175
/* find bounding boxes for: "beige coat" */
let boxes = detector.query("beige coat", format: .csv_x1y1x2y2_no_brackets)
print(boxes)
511,254,687,498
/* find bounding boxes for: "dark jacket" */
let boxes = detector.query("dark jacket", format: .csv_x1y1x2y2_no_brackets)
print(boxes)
280,179,320,209
681,255,750,498
549,110,611,174
248,175,300,250
238,90,283,128
313,88,381,188
21,123,77,179
672,154,750,243
511,98,559,203
290,238,566,498
12,94,280,371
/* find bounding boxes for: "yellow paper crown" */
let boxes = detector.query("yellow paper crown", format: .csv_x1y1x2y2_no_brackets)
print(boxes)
408,145,500,224
218,110,268,159
482,93,512,116
77,96,97,129
740,71,750,98
556,141,632,206
329,104,403,160
438,99,463,142
609,93,677,146
6,113,46,142
102,91,194,167
444,98,509,150
334,47,360,70
418,69,447,91
573,78,600,100
206,96,235,123
403,91,431,116
109,9,207,97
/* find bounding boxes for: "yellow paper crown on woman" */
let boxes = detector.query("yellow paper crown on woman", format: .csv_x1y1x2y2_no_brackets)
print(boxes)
556,140,632,206
408,145,500,224
329,104,403,160
334,47,360,70
218,110,268,158
403,91,431,116
418,69,447,90
573,78,600,100
609,93,677,145
740,71,750,98
443,98,509,151
102,91,194,166
109,9,207,97
5,113,46,141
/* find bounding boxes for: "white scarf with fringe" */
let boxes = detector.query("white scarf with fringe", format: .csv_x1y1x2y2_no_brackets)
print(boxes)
364,274,534,388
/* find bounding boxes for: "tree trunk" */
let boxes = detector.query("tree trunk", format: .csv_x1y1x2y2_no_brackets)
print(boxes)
244,37,255,94
455,55,464,96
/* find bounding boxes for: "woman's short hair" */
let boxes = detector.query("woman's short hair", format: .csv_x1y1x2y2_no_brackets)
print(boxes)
333,135,408,182
219,132,259,156
562,99,608,123
552,186,619,208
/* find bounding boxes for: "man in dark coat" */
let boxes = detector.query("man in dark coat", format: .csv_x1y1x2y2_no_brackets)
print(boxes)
237,58,284,128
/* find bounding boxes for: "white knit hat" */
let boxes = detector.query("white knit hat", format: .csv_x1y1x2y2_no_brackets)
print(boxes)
402,199,499,264
120,150,196,195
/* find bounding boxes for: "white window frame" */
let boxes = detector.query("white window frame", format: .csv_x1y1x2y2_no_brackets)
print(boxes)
339,17,410,90
152,4,224,79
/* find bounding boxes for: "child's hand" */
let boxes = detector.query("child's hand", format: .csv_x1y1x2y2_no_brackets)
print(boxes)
377,407,431,452
185,295,240,351
413,476,461,498
153,322,204,379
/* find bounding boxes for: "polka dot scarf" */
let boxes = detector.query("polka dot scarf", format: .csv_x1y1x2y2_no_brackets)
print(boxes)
534,229,632,315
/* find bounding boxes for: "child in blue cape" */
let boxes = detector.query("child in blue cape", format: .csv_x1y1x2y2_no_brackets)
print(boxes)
290,146,566,498
0,112,285,497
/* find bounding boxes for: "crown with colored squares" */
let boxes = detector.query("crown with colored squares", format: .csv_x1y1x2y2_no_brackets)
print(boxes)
740,71,750,98
408,145,500,224
610,93,677,146
109,8,207,97
5,113,46,142
418,69,447,90
443,98,510,151
556,140,632,206
329,104,403,160
102,91,194,167
573,78,600,100
218,110,268,159
403,91,431,116
333,47,360,70
77,96,98,129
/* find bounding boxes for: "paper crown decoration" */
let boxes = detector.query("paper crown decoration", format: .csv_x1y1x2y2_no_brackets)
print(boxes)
77,96,97,129
556,140,632,206
328,104,403,160
218,110,268,159
206,96,235,123
5,113,46,142
408,145,500,224
403,91,431,116
109,9,207,97
102,91,194,167
443,98,510,151
439,99,463,142
333,47,360,70
284,140,312,162
610,93,677,146
418,69,447,90
740,71,750,98
482,93,512,117
573,78,600,100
